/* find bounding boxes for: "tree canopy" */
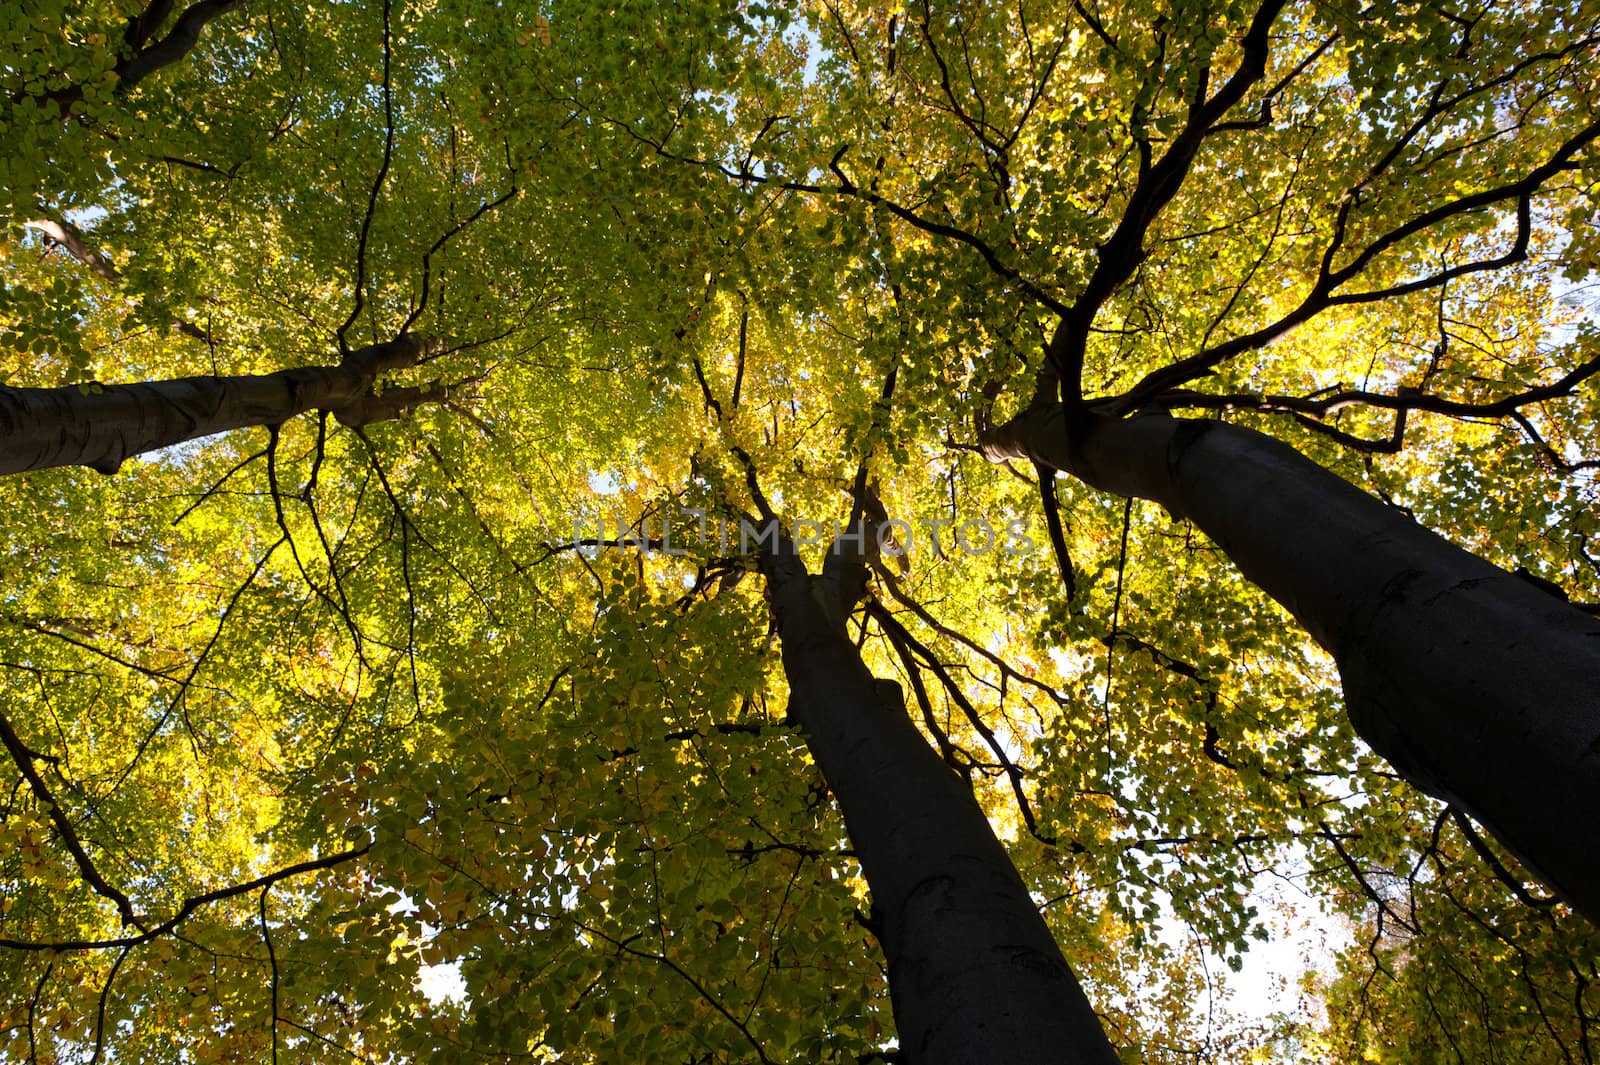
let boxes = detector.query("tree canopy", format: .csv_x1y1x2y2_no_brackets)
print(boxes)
2,0,1598,1061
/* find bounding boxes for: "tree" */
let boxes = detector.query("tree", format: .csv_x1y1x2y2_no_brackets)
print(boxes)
0,333,449,475
756,500,1117,1063
981,396,1600,924
3,0,1599,1062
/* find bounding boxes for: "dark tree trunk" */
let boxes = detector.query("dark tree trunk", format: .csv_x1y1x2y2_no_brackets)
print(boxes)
984,404,1600,924
0,336,439,475
760,537,1118,1065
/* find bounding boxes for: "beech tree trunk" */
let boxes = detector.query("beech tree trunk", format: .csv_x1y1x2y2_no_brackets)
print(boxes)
760,536,1118,1065
984,405,1600,924
0,336,437,475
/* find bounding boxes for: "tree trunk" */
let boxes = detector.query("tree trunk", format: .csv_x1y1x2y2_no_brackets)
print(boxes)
0,336,437,475
983,404,1600,924
760,537,1118,1065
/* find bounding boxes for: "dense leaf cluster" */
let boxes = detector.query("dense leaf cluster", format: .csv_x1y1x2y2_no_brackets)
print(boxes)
2,0,1597,1062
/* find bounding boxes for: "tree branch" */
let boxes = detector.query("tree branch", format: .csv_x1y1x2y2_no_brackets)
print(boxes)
119,0,244,88
1046,0,1289,405
0,708,140,927
0,845,370,952
1118,115,1600,408
25,214,210,342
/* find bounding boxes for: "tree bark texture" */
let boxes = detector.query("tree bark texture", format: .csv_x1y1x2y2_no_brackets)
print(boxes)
985,405,1600,924
762,539,1119,1065
0,336,434,475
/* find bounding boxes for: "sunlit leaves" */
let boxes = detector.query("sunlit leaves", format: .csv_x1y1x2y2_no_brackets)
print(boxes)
3,0,1600,1061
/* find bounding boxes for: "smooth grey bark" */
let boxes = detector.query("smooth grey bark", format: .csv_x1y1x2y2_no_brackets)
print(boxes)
760,535,1118,1065
983,404,1600,924
0,335,439,475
